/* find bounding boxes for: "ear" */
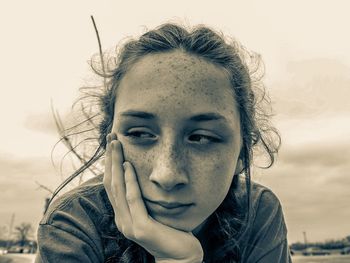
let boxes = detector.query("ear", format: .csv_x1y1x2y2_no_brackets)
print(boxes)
234,158,243,175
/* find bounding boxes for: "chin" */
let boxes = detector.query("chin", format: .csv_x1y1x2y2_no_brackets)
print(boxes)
151,213,200,232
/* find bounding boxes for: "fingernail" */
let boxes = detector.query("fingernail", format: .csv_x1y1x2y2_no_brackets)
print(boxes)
111,133,118,141
122,162,128,171
111,139,119,149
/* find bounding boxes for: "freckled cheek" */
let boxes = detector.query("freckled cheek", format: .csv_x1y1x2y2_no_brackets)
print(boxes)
119,141,154,183
190,154,235,193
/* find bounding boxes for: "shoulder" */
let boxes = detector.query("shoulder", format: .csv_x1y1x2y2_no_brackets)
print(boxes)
235,176,289,261
235,176,285,225
250,180,283,220
249,180,287,237
40,174,113,227
36,175,118,262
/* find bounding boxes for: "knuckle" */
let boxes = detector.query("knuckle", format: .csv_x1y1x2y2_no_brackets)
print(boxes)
111,187,117,199
126,193,137,204
132,224,148,241
124,176,132,186
103,177,111,190
122,227,135,240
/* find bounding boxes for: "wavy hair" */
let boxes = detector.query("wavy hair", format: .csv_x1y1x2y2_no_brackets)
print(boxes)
50,23,280,262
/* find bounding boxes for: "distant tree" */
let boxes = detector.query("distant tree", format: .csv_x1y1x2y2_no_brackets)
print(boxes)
14,223,33,248
320,239,345,249
291,235,350,251
290,242,307,250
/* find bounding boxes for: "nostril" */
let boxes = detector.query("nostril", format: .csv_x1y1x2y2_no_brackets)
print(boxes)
149,163,189,191
152,179,186,192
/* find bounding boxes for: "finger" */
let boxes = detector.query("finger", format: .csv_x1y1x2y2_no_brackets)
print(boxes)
103,134,112,201
110,140,124,198
103,134,111,194
110,140,132,227
124,161,148,225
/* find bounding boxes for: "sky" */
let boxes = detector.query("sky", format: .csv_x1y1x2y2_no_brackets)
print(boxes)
0,0,350,244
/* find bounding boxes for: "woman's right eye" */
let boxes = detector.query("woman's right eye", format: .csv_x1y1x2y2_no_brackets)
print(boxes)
124,129,157,140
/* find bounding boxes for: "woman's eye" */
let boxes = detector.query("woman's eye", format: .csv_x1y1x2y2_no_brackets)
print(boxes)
188,134,221,144
125,130,156,139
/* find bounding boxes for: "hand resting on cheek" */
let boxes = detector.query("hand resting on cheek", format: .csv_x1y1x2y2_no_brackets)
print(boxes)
103,133,204,263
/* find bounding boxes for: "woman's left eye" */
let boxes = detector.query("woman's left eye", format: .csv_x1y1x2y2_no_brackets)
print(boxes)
188,134,222,144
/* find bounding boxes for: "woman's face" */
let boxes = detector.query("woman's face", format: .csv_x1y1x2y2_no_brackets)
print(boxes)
112,50,242,233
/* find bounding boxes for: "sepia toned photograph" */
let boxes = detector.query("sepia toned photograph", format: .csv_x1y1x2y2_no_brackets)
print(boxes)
0,1,349,262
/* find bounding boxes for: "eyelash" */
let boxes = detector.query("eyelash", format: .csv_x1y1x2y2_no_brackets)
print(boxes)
125,131,156,139
188,134,222,144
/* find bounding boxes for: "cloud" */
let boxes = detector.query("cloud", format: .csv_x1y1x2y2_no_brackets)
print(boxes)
279,142,350,169
255,61,350,242
270,58,350,119
23,106,101,144
23,112,58,135
256,136,350,243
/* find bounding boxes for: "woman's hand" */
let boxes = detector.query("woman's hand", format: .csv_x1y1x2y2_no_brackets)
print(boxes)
103,134,204,263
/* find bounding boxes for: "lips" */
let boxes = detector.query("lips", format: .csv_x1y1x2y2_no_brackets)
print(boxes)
152,200,191,208
144,198,193,216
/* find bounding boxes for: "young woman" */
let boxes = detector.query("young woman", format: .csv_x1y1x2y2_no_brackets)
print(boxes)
35,23,291,263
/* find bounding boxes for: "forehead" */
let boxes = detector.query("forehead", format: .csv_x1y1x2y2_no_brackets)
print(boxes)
116,50,239,122
123,51,228,91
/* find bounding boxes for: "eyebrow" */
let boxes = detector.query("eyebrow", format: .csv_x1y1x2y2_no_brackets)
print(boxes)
119,110,226,122
119,110,156,119
189,113,226,122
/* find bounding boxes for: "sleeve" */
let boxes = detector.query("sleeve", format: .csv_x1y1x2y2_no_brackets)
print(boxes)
35,223,103,263
35,196,105,263
242,190,292,263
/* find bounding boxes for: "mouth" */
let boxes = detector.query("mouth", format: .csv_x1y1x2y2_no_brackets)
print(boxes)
144,198,193,216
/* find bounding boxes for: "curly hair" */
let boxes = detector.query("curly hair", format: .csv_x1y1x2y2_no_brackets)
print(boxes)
50,23,280,262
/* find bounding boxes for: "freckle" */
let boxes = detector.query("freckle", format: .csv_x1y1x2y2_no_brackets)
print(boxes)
215,163,221,170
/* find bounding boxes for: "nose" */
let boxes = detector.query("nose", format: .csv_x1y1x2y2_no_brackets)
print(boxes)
149,140,189,191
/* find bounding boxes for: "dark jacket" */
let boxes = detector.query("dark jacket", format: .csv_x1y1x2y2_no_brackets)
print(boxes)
35,175,292,262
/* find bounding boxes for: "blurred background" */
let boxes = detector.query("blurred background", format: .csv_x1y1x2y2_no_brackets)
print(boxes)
0,0,349,262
